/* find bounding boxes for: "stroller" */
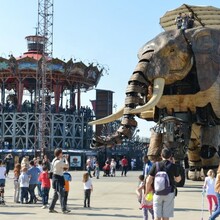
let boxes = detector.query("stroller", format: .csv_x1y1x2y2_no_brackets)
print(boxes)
103,163,110,177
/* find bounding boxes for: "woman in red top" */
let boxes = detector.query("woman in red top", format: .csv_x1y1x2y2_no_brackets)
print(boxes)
38,165,51,209
121,156,128,177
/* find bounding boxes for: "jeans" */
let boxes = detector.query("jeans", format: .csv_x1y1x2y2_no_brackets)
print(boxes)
14,180,20,202
28,184,37,203
143,208,154,220
121,166,128,176
37,183,42,197
210,193,220,220
49,177,66,212
41,187,50,205
64,191,69,207
20,187,28,203
84,189,91,207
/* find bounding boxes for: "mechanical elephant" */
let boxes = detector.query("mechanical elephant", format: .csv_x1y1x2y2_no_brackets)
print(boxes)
89,27,220,180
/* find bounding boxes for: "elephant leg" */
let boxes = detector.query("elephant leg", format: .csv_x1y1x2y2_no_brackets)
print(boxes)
200,126,220,174
147,128,163,162
187,139,203,181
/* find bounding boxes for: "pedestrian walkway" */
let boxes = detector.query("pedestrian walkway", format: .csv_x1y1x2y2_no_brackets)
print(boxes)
0,171,209,220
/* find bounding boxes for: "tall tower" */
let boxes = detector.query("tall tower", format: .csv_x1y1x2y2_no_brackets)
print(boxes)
37,0,54,156
38,0,54,57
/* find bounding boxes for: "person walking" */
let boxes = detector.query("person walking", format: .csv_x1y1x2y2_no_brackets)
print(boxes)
86,159,93,178
121,156,128,177
0,159,6,205
38,165,51,209
110,158,117,177
4,154,12,176
27,160,40,204
48,148,70,214
13,163,21,203
203,169,218,217
82,172,93,208
94,161,100,179
209,164,220,220
145,148,181,220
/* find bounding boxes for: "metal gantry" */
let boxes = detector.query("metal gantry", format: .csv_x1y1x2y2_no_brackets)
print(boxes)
0,112,92,150
37,0,54,155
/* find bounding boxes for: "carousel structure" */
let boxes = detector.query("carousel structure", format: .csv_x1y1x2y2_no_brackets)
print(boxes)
0,35,104,152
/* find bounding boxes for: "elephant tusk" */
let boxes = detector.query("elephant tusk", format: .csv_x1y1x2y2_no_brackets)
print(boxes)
88,107,124,125
130,78,165,114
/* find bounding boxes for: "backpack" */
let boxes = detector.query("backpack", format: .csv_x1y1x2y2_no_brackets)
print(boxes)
154,162,172,195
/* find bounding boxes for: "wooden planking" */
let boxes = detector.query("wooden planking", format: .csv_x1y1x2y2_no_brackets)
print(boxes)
156,76,220,118
160,4,220,31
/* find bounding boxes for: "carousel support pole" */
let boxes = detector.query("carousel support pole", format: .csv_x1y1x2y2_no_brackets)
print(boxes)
60,90,63,110
17,81,24,112
77,84,81,112
54,84,62,113
30,91,33,111
1,82,5,111
70,86,76,111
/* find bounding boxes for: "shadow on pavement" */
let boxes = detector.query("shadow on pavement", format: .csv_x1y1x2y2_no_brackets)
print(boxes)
0,212,36,215
67,212,142,218
175,208,203,212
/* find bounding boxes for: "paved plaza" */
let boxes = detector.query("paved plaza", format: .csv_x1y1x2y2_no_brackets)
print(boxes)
0,170,210,220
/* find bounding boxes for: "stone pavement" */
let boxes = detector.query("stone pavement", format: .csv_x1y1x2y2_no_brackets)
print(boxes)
0,170,210,220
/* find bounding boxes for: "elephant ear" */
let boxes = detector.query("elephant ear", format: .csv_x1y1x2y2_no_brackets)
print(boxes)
190,28,220,91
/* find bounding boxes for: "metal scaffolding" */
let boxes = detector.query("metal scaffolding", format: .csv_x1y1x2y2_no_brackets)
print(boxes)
37,0,54,156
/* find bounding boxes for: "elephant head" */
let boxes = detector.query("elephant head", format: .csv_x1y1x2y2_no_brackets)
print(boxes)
89,27,220,148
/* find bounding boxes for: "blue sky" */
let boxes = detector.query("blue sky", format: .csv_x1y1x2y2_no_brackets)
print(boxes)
1,1,220,137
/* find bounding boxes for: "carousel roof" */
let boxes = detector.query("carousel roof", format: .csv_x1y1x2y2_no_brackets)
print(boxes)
0,34,105,91
0,53,104,91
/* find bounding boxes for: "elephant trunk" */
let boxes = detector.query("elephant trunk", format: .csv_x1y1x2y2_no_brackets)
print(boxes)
91,51,156,148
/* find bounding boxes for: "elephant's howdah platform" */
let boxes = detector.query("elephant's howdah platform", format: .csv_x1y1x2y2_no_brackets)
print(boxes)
1,171,210,220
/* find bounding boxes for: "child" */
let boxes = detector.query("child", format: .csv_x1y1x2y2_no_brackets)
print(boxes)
63,167,72,211
82,172,93,208
203,169,218,216
13,163,21,203
38,165,50,209
19,167,29,204
0,159,6,205
94,161,100,179
136,175,145,204
136,175,154,220
110,159,116,177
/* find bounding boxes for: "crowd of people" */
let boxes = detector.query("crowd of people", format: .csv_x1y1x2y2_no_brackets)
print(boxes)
3,148,220,219
0,150,74,214
0,99,95,120
175,12,195,30
85,156,131,178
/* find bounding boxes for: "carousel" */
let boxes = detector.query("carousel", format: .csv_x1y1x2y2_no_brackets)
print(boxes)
0,35,104,152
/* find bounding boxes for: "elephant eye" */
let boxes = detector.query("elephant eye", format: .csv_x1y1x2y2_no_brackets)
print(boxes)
170,48,175,53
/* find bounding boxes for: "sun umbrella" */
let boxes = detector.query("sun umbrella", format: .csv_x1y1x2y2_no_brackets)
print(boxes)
160,4,220,31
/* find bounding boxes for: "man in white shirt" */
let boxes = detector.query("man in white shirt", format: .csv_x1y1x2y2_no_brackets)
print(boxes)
49,148,69,214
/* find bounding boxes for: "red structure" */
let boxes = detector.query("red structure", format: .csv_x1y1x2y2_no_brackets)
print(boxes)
0,35,103,113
